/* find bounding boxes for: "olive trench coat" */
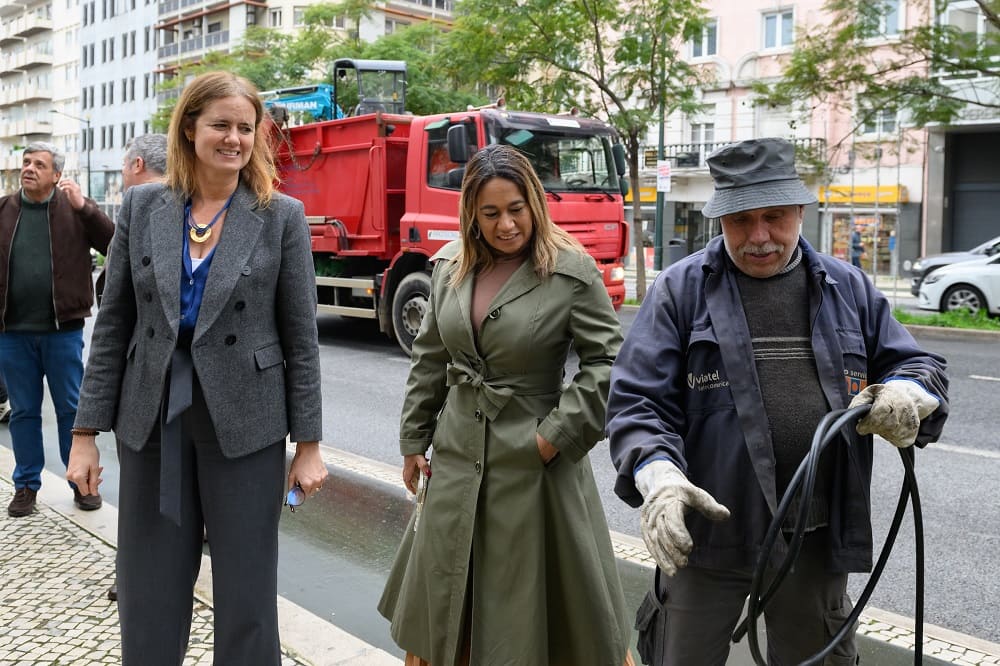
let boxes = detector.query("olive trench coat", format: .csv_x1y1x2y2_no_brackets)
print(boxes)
378,242,631,666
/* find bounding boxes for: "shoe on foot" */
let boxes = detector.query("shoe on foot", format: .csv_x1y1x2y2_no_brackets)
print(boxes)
0,399,10,424
7,487,37,517
73,487,103,511
107,580,118,601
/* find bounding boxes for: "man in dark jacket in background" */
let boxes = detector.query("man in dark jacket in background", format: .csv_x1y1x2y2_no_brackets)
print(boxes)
0,142,114,517
607,138,948,665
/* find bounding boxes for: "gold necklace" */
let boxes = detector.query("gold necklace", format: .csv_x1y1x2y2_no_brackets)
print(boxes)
186,192,235,243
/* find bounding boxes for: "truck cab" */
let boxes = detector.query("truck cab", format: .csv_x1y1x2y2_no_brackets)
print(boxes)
386,109,628,349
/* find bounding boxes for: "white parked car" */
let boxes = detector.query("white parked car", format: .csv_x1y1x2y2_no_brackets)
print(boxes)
918,253,1000,315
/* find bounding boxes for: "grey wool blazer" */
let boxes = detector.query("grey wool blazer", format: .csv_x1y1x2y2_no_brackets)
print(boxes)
75,181,322,457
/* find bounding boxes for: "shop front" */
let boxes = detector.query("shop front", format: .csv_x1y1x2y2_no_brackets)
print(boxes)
820,185,914,277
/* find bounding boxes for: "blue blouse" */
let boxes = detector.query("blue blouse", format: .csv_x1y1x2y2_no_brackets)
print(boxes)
178,228,216,345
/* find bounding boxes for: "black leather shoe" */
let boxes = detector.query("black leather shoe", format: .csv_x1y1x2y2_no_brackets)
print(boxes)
107,580,118,601
73,488,103,511
7,487,37,517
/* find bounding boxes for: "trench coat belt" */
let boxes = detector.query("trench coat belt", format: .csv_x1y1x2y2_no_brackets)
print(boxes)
445,361,562,422
159,345,194,527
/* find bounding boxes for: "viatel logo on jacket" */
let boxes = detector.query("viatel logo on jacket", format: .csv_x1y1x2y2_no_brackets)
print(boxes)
687,369,730,391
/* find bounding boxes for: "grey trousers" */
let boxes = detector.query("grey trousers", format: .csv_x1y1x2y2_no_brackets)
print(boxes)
637,532,859,666
116,379,286,666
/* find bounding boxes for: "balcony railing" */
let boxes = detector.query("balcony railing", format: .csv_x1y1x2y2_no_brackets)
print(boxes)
0,48,53,74
644,137,828,169
0,118,52,138
159,42,179,58
0,13,52,41
180,35,204,53
205,30,229,48
0,83,54,107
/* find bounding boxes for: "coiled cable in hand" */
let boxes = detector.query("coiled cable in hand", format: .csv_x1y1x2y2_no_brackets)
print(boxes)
731,404,924,666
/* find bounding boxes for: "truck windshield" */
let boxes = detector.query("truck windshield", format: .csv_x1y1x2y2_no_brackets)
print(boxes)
495,129,620,194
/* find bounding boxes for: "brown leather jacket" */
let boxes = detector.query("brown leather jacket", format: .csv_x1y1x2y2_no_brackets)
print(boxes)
0,188,115,330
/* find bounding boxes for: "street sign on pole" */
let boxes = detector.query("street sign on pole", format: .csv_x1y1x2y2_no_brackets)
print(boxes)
656,160,672,193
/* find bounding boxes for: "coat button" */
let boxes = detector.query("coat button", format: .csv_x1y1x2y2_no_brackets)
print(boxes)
474,460,482,473
144,293,152,302
474,409,482,421
241,265,251,276
141,256,151,266
147,327,154,338
234,300,246,311
224,335,237,346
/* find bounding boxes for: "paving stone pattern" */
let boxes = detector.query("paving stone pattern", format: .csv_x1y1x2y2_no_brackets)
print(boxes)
0,483,304,666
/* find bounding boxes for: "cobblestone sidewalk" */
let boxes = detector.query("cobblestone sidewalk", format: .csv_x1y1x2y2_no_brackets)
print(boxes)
0,481,306,666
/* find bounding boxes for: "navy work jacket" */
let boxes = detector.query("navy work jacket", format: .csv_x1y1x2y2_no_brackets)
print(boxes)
608,236,948,573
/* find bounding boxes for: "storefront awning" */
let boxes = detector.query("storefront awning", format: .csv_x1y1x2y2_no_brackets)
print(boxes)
819,185,908,204
624,186,658,204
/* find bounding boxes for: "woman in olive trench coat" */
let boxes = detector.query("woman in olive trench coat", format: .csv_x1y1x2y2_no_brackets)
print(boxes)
378,145,632,666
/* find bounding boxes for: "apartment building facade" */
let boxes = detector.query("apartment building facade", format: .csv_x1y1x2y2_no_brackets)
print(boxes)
640,0,1000,273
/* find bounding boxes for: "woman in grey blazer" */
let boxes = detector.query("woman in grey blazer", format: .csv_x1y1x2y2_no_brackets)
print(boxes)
67,71,326,665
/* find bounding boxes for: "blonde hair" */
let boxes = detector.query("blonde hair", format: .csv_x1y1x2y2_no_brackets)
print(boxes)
450,144,583,285
166,71,276,207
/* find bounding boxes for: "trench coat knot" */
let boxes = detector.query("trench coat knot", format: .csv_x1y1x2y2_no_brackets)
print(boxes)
446,361,514,421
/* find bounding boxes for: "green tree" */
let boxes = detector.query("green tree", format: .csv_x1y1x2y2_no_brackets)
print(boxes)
444,0,710,300
755,0,1000,149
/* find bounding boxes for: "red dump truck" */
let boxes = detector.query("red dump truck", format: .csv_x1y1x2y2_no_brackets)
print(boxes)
269,59,629,354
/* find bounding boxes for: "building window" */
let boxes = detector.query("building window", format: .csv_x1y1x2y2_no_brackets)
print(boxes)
690,122,715,146
860,0,900,37
269,8,282,27
386,18,409,34
859,105,898,136
691,19,718,58
762,9,794,49
293,6,306,26
144,73,150,98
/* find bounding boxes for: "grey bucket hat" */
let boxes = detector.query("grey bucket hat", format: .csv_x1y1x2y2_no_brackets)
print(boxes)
701,137,817,218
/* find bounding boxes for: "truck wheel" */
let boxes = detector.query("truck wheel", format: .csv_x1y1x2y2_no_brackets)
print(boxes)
393,271,432,355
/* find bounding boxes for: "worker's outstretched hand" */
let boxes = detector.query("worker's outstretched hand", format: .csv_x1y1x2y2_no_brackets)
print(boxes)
636,460,730,576
850,380,940,448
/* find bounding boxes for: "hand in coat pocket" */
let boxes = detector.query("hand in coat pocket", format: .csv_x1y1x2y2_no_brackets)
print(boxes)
536,433,560,465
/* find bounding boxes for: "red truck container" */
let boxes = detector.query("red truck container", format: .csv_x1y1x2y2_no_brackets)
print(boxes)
270,61,628,353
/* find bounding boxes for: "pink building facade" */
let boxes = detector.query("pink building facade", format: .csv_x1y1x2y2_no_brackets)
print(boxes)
640,0,1000,275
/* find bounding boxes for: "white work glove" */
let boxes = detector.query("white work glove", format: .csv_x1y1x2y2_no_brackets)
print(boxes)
849,380,940,448
635,460,731,576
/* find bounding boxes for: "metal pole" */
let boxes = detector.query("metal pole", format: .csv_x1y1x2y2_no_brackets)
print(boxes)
874,145,882,285
653,58,665,271
85,119,91,198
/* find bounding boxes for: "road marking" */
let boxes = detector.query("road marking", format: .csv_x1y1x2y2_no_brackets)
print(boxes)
932,442,1000,460
970,374,1000,382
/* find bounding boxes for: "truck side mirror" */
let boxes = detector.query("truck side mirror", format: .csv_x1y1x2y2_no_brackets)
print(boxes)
612,143,627,177
447,125,469,164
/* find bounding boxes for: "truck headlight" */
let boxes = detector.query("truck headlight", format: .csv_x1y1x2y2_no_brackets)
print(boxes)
609,266,625,283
